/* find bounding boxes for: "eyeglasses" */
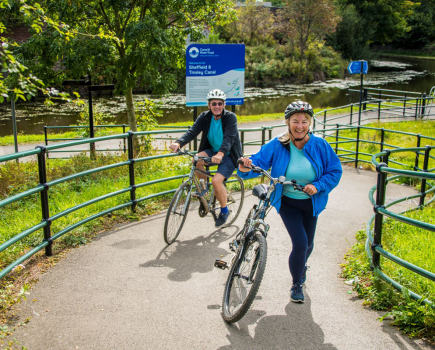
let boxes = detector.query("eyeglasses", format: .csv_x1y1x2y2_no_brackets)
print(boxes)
211,102,223,107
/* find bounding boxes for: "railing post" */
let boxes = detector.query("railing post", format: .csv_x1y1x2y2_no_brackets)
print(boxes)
378,100,381,121
403,93,407,117
127,131,137,212
414,134,421,170
36,146,52,256
323,110,327,134
350,104,353,125
363,88,368,111
335,124,339,154
261,126,266,146
372,157,389,269
421,93,427,118
355,126,360,168
414,97,419,120
123,124,127,153
193,107,198,150
268,128,272,141
44,126,49,159
380,128,385,152
241,130,245,155
419,145,431,207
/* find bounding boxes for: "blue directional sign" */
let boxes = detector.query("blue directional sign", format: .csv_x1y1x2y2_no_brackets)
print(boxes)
347,60,368,75
186,44,245,106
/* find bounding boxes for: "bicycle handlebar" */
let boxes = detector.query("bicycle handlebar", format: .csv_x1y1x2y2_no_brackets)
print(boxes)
177,149,214,165
237,159,305,192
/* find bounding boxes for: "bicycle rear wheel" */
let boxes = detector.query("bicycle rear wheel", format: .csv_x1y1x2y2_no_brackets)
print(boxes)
164,182,191,245
222,231,267,323
214,174,245,227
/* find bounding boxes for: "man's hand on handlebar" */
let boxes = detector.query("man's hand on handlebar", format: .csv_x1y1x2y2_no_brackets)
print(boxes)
212,152,224,165
238,157,252,172
169,142,181,153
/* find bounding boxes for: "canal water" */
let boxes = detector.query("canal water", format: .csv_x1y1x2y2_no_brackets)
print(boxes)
1,55,434,137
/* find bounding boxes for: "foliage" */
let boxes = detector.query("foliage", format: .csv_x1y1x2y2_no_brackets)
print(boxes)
278,0,340,61
218,0,277,46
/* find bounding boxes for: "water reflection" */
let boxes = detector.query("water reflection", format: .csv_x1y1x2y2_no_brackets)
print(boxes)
1,56,434,137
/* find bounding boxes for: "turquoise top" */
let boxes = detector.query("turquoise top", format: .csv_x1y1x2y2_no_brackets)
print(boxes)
284,142,316,199
207,117,224,152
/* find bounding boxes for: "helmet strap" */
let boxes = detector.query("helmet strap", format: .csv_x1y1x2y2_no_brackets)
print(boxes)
289,129,309,142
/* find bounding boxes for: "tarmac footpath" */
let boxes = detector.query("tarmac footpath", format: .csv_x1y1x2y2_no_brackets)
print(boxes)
3,167,434,349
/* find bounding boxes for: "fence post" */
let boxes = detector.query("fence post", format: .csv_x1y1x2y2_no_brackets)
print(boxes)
372,155,389,270
421,93,427,118
419,145,431,207
335,124,339,154
355,126,360,168
378,100,381,121
380,128,385,152
323,110,327,134
268,128,272,142
414,134,421,170
241,130,245,155
35,146,52,256
414,98,419,120
261,126,266,146
363,88,368,110
123,124,127,153
127,131,137,212
350,104,353,125
403,93,407,117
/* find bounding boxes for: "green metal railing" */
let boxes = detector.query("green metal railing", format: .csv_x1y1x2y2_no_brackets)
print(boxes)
1,92,434,305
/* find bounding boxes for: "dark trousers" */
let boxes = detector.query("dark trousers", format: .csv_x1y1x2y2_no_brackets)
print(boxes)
279,195,318,284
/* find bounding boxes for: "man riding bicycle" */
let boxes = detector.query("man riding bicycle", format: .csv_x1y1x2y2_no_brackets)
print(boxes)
169,89,243,227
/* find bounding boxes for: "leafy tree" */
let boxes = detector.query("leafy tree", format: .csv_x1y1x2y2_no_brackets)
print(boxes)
334,0,416,45
218,0,277,46
326,4,374,60
18,0,235,138
279,0,339,61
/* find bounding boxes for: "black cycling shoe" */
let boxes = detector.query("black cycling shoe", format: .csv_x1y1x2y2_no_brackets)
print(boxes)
215,212,230,227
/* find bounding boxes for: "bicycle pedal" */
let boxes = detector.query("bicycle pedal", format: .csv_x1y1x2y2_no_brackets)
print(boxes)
214,260,228,270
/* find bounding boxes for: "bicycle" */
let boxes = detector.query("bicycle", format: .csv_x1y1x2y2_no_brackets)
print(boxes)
214,161,305,323
163,150,245,245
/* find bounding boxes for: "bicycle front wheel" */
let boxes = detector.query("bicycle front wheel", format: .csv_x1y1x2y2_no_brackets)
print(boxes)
214,174,244,227
164,182,191,245
222,231,267,323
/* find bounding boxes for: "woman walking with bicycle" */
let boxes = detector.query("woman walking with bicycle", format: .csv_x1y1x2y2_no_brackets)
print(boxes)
238,101,342,303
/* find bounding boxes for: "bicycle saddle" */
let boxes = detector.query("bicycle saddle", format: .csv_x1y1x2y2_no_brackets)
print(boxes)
252,184,269,200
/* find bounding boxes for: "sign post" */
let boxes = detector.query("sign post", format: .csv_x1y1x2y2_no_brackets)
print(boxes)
186,44,245,122
347,60,368,126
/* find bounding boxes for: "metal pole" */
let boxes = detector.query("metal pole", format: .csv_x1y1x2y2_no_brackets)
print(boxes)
88,75,96,158
403,93,407,117
11,98,18,154
323,110,327,135
414,134,421,170
127,131,136,212
380,128,385,152
193,107,198,150
241,131,245,155
36,146,52,256
421,93,427,118
363,88,367,111
261,127,266,145
372,157,389,269
419,146,431,207
350,104,353,125
231,105,235,113
358,71,363,126
355,126,360,168
123,124,127,153
335,124,339,154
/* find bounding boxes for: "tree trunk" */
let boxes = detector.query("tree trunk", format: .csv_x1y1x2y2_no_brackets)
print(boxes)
125,88,139,154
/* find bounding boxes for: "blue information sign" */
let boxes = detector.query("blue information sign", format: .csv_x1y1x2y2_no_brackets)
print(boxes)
347,60,368,75
186,44,245,106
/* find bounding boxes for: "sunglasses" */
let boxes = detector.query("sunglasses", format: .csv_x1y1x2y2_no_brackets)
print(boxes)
211,102,223,106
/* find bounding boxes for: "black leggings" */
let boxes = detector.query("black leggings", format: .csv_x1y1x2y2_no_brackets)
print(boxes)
279,196,318,284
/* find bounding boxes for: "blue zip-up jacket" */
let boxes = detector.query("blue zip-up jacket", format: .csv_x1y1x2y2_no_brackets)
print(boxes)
237,133,342,216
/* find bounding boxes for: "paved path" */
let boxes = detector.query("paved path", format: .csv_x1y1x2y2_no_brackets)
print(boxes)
4,167,434,349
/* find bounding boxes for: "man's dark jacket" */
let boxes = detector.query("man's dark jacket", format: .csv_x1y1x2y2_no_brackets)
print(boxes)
176,109,243,168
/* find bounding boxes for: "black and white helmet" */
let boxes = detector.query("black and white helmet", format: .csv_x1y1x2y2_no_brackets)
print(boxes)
207,89,226,101
284,101,314,119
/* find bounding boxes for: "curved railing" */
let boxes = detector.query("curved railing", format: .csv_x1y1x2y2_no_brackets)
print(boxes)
1,93,434,306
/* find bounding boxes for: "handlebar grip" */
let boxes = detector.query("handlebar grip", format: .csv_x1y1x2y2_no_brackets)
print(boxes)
237,159,245,165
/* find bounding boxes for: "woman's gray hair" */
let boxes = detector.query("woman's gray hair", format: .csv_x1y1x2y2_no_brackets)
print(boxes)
279,112,312,144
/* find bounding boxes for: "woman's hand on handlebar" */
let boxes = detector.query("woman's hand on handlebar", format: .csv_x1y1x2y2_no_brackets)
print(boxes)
238,157,252,172
303,184,318,196
169,142,181,153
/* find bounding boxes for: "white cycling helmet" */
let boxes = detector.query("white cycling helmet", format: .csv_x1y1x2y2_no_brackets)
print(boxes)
207,89,226,101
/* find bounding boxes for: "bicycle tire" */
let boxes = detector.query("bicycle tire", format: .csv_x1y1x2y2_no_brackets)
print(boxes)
163,182,191,245
222,231,267,323
213,174,245,227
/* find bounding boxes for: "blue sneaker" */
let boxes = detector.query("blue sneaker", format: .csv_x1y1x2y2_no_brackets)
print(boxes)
301,265,308,285
215,211,230,227
290,282,304,303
